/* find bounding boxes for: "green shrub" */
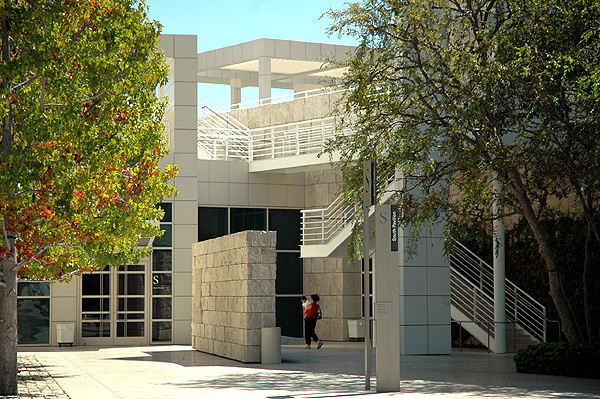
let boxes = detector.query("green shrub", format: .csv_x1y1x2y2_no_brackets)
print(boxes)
514,342,600,378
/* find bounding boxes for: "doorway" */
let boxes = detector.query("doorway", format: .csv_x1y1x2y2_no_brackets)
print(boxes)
80,261,149,346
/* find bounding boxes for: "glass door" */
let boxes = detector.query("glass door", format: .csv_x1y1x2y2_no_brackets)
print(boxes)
115,262,148,345
81,266,113,345
80,261,149,346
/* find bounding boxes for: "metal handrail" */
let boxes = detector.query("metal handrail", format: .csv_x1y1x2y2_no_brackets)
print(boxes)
198,102,251,160
249,117,352,161
301,184,546,348
301,173,398,246
449,238,546,343
198,100,351,162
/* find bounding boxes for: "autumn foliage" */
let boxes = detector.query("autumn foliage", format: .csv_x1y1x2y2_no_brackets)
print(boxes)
0,0,177,280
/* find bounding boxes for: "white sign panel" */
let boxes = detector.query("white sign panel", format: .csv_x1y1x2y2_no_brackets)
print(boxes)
375,301,392,320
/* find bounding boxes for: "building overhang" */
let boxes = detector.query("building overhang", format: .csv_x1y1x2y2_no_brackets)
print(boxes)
197,38,355,89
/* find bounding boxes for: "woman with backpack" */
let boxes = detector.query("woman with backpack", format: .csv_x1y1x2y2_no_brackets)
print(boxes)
304,294,323,349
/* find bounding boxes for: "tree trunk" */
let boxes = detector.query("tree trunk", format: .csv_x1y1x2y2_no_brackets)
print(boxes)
583,228,597,342
507,168,584,345
0,254,18,395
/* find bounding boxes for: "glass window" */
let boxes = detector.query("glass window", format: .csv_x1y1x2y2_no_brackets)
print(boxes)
198,207,228,242
152,250,172,271
153,297,172,319
158,202,172,222
275,253,303,295
276,297,303,338
118,273,145,296
153,224,172,247
17,281,50,297
152,321,172,342
82,321,110,337
17,298,50,344
268,209,301,250
230,208,266,234
152,274,172,295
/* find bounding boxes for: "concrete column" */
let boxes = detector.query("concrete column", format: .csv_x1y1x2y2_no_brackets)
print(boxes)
159,34,199,345
230,78,242,109
493,177,506,354
258,55,271,103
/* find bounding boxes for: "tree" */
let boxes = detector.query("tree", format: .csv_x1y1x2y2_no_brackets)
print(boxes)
0,1,176,394
325,0,600,345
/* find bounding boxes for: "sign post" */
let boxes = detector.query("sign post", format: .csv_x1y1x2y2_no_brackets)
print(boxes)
374,204,400,392
362,159,376,390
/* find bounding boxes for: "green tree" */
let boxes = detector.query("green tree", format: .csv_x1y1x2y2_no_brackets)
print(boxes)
0,1,176,394
325,0,600,345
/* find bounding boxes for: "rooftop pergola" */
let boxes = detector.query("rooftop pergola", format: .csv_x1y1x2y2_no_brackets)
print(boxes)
196,38,355,103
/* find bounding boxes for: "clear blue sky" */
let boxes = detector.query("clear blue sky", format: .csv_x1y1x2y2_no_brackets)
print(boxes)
145,0,358,106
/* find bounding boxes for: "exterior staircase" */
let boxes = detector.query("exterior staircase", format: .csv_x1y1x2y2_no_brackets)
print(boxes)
197,93,546,353
198,102,251,161
301,188,546,353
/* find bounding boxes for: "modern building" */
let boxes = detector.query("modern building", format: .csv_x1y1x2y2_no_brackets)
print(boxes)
17,35,544,356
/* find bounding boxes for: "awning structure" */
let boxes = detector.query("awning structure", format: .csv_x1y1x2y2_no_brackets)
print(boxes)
197,38,355,100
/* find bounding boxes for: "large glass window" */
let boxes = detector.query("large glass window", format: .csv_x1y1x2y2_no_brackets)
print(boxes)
17,281,50,344
269,209,301,250
152,202,173,343
153,202,173,248
152,250,173,336
276,297,304,338
269,209,302,338
275,253,303,295
230,208,266,233
195,206,304,338
198,207,228,242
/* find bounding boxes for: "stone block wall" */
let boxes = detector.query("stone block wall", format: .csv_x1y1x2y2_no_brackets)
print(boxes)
191,231,277,363
228,91,343,128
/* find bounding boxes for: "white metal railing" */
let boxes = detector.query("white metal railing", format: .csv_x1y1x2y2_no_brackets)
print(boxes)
450,267,495,338
198,102,251,160
301,192,357,245
249,117,351,161
450,238,547,343
198,99,351,162
301,173,398,246
212,87,346,113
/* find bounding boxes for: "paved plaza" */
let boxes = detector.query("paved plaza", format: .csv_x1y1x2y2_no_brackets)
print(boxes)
6,342,600,399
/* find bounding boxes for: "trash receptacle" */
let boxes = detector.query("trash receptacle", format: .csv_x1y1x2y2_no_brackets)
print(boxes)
348,319,365,341
261,327,281,364
56,323,75,347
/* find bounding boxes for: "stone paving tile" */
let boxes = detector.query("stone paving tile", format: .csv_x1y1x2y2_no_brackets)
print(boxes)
0,355,70,399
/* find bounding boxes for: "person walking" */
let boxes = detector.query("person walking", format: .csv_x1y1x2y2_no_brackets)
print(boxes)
304,294,323,349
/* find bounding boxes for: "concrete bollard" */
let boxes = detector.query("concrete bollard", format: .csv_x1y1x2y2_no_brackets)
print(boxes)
261,327,281,364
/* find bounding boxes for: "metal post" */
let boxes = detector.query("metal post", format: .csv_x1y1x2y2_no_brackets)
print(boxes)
363,207,371,391
493,177,506,354
362,159,376,391
321,210,325,244
296,124,300,156
459,321,463,352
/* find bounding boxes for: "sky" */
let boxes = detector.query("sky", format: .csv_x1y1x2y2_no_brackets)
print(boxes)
145,0,358,107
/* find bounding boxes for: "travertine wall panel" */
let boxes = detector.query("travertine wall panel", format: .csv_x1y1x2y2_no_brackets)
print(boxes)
228,91,343,128
303,169,362,342
192,231,276,362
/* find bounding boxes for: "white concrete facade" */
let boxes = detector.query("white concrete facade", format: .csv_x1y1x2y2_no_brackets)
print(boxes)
16,35,452,354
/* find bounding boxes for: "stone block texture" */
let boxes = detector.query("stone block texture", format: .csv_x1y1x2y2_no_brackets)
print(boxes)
303,170,362,341
192,231,276,362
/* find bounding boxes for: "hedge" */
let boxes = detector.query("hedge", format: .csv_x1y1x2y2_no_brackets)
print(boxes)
514,342,600,378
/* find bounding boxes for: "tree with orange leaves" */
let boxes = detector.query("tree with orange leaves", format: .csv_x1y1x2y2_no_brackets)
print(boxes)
0,1,176,394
